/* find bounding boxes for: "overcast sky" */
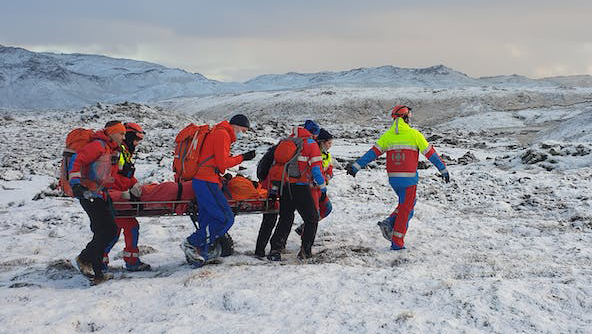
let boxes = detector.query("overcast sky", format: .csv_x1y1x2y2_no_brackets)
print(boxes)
2,0,591,82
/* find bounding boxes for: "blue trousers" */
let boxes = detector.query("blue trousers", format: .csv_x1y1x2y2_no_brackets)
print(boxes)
187,179,234,251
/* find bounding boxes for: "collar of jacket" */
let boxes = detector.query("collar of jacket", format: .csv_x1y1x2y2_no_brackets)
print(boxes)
214,120,237,143
93,130,120,149
291,126,313,139
391,117,411,134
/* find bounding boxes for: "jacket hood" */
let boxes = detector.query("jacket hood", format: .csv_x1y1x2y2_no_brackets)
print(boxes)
216,120,237,142
291,126,313,139
391,117,411,134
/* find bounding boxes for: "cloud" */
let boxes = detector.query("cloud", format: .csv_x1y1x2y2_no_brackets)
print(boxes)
3,0,592,80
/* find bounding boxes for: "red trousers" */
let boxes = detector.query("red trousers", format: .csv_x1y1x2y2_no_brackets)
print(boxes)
103,217,141,265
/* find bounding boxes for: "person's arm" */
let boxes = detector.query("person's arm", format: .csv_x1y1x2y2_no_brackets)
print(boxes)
416,131,449,182
347,133,387,176
69,140,104,186
212,130,243,170
308,140,326,191
416,131,446,171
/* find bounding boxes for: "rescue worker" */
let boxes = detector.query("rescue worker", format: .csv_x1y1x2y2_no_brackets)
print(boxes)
70,120,126,285
102,122,151,272
267,120,326,261
346,105,450,250
295,127,334,235
180,114,256,267
254,145,280,258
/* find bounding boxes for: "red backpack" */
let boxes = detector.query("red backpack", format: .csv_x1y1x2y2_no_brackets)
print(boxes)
173,123,212,182
58,128,96,196
268,137,304,184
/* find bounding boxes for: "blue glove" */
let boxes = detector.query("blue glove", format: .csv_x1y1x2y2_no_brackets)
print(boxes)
440,170,450,183
345,162,359,177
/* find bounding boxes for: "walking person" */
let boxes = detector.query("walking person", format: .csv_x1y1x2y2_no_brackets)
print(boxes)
267,120,326,261
295,127,334,235
69,120,127,285
180,114,256,267
346,105,449,250
103,122,152,272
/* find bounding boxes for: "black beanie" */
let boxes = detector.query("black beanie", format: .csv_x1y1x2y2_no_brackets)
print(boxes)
317,128,333,141
229,114,250,128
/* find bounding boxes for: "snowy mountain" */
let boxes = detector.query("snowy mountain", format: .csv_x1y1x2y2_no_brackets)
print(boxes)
3,45,592,110
0,45,239,109
244,64,480,90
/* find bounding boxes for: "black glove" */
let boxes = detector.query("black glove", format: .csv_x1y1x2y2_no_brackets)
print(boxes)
441,170,450,183
345,162,358,177
71,183,89,198
241,150,256,161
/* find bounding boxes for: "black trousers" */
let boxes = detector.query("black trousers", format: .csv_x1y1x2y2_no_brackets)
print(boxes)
78,197,118,278
269,184,319,254
255,212,279,257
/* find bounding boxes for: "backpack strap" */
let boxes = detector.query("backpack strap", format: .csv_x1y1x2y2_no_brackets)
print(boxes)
176,182,184,201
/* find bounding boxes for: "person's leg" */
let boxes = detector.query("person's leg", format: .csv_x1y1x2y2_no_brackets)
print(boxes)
185,179,233,262
202,181,235,244
269,185,297,254
293,185,319,258
391,185,417,249
319,195,332,220
102,222,123,270
79,198,118,278
255,212,279,257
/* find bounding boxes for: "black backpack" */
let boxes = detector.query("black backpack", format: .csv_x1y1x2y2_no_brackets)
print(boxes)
256,145,276,181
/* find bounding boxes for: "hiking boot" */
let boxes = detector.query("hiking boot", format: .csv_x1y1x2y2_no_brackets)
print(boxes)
180,239,205,267
254,250,266,259
295,224,304,236
267,251,281,261
90,272,114,286
204,242,222,264
297,246,312,260
377,219,394,241
75,256,95,278
390,242,406,251
125,260,152,272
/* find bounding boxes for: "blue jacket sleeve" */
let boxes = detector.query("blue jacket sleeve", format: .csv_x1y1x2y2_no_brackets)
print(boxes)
354,149,378,170
311,166,326,189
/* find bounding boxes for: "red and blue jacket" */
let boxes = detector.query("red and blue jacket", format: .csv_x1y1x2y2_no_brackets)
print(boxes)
68,131,121,198
353,119,447,187
289,127,326,190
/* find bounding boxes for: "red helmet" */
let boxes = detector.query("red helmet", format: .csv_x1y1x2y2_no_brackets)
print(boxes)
391,105,411,118
124,122,145,139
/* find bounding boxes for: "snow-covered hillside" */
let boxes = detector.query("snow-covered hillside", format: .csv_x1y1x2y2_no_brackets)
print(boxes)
0,45,238,109
0,99,591,333
3,45,592,111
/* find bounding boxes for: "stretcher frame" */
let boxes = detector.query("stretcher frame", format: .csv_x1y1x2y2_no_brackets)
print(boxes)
113,198,278,218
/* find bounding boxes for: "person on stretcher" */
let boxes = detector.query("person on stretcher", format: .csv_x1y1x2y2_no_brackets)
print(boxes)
110,174,271,213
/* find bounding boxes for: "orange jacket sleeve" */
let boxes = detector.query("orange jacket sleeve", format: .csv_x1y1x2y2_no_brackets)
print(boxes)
212,128,243,172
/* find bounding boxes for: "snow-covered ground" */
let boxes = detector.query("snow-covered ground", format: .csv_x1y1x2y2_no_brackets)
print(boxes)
1,99,591,334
